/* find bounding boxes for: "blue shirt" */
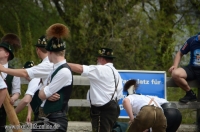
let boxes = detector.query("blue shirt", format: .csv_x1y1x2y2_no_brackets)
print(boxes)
180,35,200,66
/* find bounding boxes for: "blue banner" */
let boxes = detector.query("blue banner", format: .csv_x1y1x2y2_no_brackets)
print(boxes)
118,70,166,118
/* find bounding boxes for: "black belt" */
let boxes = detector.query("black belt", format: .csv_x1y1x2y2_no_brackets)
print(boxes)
161,103,177,109
91,100,116,111
38,107,64,117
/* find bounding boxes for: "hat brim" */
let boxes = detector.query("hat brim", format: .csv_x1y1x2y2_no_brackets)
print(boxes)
97,55,115,58
35,44,46,48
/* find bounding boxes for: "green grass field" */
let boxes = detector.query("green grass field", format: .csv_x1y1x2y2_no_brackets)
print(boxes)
167,87,197,124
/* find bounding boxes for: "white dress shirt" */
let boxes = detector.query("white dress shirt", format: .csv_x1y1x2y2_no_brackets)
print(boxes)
82,63,123,106
26,56,53,92
124,94,164,115
2,63,21,94
0,76,7,89
26,56,53,84
41,60,72,107
25,78,40,96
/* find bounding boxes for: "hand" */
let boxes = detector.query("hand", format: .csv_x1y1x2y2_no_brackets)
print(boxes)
168,65,176,73
143,129,150,132
128,117,134,125
48,93,60,101
26,114,31,123
10,97,15,105
0,64,5,72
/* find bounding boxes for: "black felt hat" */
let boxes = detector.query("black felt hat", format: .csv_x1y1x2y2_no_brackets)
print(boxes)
97,48,115,59
45,37,66,51
35,35,47,48
0,33,21,60
0,42,14,60
23,61,34,68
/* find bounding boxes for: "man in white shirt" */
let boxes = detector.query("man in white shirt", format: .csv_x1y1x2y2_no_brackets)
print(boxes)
14,61,40,123
68,48,123,132
0,35,54,122
0,33,21,132
34,23,72,132
0,35,52,81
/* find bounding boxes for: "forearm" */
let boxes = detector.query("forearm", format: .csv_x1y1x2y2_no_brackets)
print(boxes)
0,89,7,108
68,63,83,74
1,68,29,78
27,104,32,116
15,95,32,114
15,100,27,114
11,93,20,101
123,98,134,120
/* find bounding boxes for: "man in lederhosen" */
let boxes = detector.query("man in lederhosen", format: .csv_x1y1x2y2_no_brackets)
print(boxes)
32,23,73,132
123,79,167,132
68,48,123,132
0,33,21,132
124,79,182,132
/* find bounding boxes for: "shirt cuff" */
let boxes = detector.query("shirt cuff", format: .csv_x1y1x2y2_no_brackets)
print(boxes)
26,69,34,79
25,91,34,97
43,86,52,98
81,65,89,76
12,89,21,95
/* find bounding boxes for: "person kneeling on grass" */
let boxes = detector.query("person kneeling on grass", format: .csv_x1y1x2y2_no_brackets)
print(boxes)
123,79,182,132
123,84,167,131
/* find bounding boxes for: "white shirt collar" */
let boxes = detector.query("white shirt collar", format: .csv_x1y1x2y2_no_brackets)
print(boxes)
104,63,113,67
3,63,8,68
53,59,67,70
42,56,49,62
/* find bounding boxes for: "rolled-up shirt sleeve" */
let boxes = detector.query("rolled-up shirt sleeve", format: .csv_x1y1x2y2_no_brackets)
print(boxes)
25,78,40,97
26,62,52,79
43,86,52,98
81,65,90,76
43,68,72,98
12,76,21,95
81,65,101,80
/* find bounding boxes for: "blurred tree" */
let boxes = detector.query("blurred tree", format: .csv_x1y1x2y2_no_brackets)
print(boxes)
0,0,64,66
0,0,200,122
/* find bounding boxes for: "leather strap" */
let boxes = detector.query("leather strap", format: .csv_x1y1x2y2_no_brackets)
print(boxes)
107,66,119,101
148,97,158,107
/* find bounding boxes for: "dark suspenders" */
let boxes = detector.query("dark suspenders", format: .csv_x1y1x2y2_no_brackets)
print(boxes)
89,65,119,105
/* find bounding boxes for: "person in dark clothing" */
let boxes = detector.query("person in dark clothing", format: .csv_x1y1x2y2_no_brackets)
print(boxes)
168,33,200,103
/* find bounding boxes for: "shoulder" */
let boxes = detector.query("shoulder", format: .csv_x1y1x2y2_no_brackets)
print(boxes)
30,78,40,84
28,78,40,86
57,67,71,77
34,61,53,68
186,35,196,44
125,94,135,100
